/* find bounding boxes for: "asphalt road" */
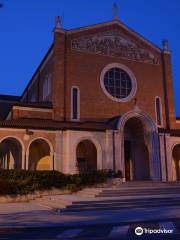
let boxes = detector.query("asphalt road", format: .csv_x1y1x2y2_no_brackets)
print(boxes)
0,218,180,240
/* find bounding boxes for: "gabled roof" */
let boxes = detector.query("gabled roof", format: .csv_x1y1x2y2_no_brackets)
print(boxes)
16,19,162,104
21,44,54,99
66,20,161,52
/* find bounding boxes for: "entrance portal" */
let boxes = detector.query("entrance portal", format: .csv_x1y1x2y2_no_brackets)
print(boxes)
124,117,150,180
124,140,132,181
172,144,180,181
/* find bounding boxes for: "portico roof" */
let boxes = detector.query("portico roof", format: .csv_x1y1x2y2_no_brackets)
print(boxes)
0,118,112,131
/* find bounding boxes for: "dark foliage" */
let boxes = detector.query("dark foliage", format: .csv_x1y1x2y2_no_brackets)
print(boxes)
0,169,110,195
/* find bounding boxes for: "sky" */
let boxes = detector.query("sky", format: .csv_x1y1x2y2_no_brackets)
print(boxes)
0,0,180,114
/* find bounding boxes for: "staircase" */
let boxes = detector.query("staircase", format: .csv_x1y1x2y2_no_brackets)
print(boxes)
34,181,180,213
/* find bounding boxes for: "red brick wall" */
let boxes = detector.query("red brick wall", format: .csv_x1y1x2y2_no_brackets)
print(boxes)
161,52,176,129
12,107,53,120
52,23,170,128
19,22,176,131
52,30,66,120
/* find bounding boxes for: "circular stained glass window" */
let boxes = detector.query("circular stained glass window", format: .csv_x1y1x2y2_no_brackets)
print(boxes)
104,68,132,99
100,64,137,102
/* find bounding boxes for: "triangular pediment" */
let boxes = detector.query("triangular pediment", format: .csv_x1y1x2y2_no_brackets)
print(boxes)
70,21,160,65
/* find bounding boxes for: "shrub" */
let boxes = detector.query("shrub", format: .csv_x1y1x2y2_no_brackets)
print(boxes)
0,169,110,195
113,170,123,178
0,179,18,194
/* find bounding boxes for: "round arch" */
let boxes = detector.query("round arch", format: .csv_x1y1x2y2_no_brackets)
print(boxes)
118,110,157,133
0,136,25,153
117,109,161,181
171,143,180,181
27,137,54,154
0,136,24,170
27,137,54,171
73,136,103,172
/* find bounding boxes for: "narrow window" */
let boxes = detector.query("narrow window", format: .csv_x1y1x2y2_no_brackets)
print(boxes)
71,86,80,120
155,97,162,126
43,74,51,101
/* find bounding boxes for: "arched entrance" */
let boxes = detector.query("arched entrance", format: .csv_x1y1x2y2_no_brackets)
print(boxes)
124,117,150,180
76,140,97,173
172,144,180,181
28,139,52,170
118,110,161,181
0,137,22,170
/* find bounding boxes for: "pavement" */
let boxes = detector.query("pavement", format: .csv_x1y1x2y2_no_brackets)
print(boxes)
0,182,180,239
0,199,180,228
0,201,180,239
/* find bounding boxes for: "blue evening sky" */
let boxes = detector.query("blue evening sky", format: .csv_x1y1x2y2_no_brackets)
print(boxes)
0,0,180,115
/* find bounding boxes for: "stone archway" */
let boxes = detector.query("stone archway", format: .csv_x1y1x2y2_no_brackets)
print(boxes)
124,117,150,180
28,138,52,170
172,144,180,181
76,140,97,173
118,110,161,181
0,137,23,170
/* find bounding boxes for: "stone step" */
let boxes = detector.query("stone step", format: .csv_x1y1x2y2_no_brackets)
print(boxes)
34,182,180,214
76,188,180,197
113,184,180,188
64,196,180,206
78,190,180,198
98,189,180,195
60,200,180,213
38,194,180,213
119,181,180,185
119,185,180,189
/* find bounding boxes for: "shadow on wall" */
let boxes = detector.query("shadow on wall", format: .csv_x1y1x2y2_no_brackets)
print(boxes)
0,138,22,170
28,139,51,170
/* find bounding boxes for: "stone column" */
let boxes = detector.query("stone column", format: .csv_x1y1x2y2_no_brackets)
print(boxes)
115,131,121,173
50,151,54,170
65,131,77,174
22,150,25,170
25,151,29,170
118,130,125,181
165,134,173,181
105,130,113,170
55,131,64,172
151,131,161,181
159,133,167,181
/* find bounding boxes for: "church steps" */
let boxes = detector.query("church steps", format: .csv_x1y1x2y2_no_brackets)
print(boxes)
60,199,180,213
97,189,180,197
33,182,180,214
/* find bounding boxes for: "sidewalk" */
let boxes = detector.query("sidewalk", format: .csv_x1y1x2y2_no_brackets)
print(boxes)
0,200,180,228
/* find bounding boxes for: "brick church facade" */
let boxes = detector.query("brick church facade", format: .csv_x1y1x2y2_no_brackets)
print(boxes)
0,15,180,181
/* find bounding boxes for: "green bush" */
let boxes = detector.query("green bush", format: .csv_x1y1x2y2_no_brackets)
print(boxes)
0,169,110,195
